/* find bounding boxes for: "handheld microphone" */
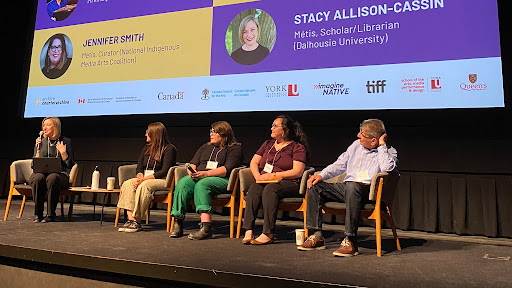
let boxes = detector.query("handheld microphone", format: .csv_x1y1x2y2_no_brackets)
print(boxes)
36,131,43,150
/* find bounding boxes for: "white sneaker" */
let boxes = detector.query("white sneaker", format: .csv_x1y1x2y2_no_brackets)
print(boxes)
118,220,132,232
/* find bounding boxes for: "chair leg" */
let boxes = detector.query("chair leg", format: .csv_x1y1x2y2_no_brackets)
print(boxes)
60,195,65,219
387,207,401,251
18,196,27,219
236,190,245,239
115,207,121,227
229,199,235,238
4,188,14,221
166,203,171,232
375,215,382,257
146,208,150,224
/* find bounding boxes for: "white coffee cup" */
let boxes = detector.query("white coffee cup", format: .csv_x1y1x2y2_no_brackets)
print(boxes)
107,177,115,190
295,229,305,246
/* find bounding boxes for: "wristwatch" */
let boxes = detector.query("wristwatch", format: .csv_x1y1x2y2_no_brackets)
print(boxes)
379,143,386,147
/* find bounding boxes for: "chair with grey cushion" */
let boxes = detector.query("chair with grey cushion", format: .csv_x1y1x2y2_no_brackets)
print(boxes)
235,167,315,238
115,164,178,232
302,170,401,257
4,159,79,221
169,165,244,238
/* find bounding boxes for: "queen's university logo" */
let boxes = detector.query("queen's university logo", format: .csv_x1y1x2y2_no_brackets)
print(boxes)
34,98,41,105
469,74,477,84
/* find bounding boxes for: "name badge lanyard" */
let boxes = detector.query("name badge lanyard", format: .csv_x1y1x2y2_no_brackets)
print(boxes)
207,146,223,169
264,140,286,173
144,157,157,177
47,139,59,158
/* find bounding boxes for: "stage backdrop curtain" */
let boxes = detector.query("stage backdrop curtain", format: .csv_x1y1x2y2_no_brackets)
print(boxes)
391,172,512,238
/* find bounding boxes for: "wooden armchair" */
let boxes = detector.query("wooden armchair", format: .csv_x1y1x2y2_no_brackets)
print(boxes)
115,164,178,232
4,159,79,221
304,170,401,257
235,167,315,238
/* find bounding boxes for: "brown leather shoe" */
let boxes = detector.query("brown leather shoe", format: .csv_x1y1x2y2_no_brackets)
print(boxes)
297,235,326,251
250,235,275,245
332,237,359,257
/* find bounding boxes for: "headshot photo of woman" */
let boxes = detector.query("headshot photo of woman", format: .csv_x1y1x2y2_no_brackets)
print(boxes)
41,34,73,79
227,10,276,65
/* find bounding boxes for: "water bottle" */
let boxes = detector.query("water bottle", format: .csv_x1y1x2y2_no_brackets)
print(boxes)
91,165,100,190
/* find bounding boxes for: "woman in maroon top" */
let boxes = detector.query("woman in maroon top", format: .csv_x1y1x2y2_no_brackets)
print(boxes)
242,115,309,245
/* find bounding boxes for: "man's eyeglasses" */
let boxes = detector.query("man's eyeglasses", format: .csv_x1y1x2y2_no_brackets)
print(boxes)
271,124,282,129
358,127,376,139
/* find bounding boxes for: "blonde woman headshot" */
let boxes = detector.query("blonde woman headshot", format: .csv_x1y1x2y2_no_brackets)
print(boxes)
230,14,270,65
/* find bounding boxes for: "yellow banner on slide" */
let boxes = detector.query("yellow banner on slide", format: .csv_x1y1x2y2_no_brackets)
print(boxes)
29,7,213,87
213,0,261,7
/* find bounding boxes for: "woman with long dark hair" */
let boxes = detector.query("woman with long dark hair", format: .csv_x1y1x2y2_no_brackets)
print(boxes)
117,122,176,232
241,115,309,245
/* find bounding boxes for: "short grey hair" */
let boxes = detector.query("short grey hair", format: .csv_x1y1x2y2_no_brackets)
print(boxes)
360,119,386,139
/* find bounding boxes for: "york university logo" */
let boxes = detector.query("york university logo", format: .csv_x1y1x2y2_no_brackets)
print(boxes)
265,84,299,97
288,84,299,96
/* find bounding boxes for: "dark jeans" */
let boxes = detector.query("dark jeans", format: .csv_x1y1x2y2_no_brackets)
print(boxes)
306,181,370,237
29,172,69,219
242,180,300,234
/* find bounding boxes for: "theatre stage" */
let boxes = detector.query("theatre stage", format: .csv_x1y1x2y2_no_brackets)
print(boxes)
1,199,511,288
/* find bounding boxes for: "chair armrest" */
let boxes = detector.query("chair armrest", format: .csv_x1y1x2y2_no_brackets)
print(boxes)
68,163,79,187
369,171,400,202
11,159,33,184
163,166,178,188
174,165,188,185
227,166,245,192
238,168,256,193
118,164,137,186
299,167,315,195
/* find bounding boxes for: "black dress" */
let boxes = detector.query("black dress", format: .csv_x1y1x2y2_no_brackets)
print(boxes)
230,45,270,65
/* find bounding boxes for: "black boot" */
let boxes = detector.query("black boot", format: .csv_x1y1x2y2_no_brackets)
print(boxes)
188,222,212,240
169,218,183,238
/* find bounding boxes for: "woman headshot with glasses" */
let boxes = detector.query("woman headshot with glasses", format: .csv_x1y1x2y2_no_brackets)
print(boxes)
170,121,243,240
41,34,72,79
241,115,309,245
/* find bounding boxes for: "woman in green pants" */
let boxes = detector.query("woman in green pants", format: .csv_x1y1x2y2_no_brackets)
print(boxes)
170,121,243,240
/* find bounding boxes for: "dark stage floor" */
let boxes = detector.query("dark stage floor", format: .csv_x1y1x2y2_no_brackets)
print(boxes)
1,199,511,288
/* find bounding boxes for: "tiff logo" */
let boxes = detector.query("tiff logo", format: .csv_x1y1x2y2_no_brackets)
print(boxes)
366,80,386,93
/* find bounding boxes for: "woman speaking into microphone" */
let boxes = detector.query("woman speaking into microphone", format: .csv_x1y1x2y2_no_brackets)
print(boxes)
30,117,75,223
